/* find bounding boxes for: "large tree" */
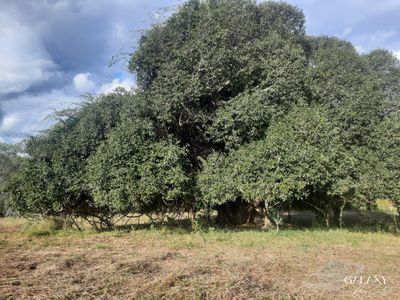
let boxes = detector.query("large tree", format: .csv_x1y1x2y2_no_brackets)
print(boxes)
7,0,400,229
129,0,307,165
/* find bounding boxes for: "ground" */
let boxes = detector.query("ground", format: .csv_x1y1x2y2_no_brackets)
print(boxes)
0,216,399,299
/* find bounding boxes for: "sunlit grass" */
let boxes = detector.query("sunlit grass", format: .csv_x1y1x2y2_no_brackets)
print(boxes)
1,217,398,253
1,216,399,299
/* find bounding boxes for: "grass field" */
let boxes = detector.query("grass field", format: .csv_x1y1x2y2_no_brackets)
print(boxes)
1,216,399,299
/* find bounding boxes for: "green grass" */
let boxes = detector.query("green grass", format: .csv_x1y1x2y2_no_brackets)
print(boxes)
3,217,396,249
1,217,399,299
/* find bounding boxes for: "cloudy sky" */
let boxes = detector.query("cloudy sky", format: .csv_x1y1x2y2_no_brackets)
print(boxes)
0,0,399,143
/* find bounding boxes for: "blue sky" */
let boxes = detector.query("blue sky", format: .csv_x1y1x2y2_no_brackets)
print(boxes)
0,0,399,144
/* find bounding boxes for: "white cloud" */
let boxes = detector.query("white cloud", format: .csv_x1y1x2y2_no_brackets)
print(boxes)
73,73,96,93
98,78,135,94
0,113,21,132
393,50,400,60
0,75,136,142
0,89,81,143
0,0,171,143
350,29,398,54
355,30,397,45
355,45,366,54
341,27,352,38
0,12,58,95
369,30,396,44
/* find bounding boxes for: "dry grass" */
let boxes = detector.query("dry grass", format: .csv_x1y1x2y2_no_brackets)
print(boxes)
1,218,400,299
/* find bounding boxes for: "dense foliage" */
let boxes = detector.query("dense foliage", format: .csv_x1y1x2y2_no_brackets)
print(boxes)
5,0,400,229
0,143,23,216
87,118,190,220
200,106,355,227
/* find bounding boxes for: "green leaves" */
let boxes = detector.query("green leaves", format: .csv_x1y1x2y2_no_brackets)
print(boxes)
0,143,23,216
368,112,400,210
6,0,400,228
200,105,354,211
306,36,386,147
208,34,308,150
87,118,190,215
7,91,128,221
129,0,308,165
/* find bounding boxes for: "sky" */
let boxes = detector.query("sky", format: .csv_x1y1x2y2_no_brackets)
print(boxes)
0,0,399,144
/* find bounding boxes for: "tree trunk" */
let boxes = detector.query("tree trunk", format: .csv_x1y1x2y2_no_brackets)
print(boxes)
263,200,274,229
246,206,257,224
323,209,334,228
338,200,346,229
325,214,330,228
324,207,340,228
287,200,292,223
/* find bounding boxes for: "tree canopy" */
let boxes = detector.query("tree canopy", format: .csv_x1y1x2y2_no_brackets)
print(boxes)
5,0,400,229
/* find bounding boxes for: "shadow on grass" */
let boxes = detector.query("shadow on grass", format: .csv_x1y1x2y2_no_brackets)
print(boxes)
114,218,194,233
284,209,398,234
11,209,397,237
112,209,399,235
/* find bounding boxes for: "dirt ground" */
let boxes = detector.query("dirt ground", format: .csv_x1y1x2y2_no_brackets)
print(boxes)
0,217,399,299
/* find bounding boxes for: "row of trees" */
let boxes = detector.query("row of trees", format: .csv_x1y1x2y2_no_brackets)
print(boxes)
5,0,400,229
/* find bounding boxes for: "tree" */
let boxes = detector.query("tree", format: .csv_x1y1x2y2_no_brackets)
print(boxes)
7,91,128,228
0,143,23,216
363,49,400,115
87,118,191,222
129,0,307,166
306,36,386,147
367,112,400,215
199,105,354,227
7,0,400,230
